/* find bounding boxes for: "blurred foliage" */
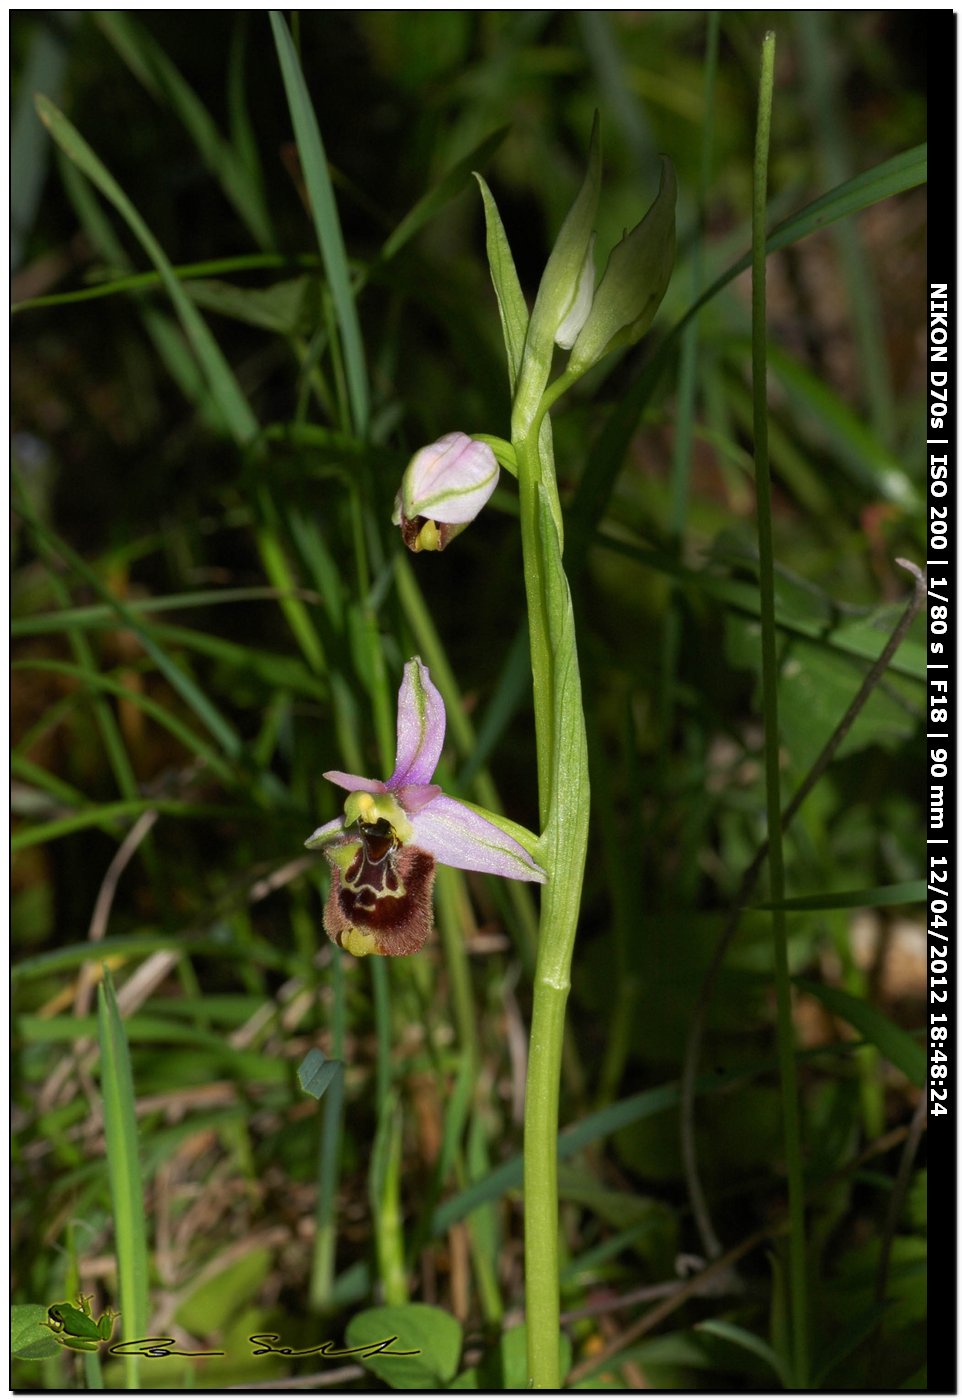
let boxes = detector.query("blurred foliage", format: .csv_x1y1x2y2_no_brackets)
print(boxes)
12,10,929,1391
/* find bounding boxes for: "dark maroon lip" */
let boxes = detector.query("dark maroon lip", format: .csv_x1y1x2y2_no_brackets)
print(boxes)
323,836,437,957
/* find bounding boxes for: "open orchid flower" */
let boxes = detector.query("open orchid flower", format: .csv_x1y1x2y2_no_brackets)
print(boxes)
306,658,545,957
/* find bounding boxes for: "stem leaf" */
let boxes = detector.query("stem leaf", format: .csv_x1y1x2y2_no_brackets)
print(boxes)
474,172,530,393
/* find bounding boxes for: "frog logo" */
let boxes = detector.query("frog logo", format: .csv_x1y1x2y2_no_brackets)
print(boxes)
41,1295,118,1353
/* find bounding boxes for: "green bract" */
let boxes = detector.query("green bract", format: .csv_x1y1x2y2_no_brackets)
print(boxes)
512,114,601,433
553,233,596,350
567,157,677,376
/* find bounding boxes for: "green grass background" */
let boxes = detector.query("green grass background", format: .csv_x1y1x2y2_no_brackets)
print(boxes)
12,11,929,1390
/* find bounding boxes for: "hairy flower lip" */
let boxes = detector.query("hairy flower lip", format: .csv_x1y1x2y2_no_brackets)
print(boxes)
306,658,546,885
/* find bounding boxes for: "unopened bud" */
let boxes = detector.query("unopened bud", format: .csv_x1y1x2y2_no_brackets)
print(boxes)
554,234,596,350
392,432,499,553
567,158,676,376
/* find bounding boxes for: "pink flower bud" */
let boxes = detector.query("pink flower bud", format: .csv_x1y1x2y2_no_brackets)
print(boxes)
392,432,499,552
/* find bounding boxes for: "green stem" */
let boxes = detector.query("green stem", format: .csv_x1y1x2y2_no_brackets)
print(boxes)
516,432,557,826
515,410,591,1388
752,31,809,1388
309,950,345,1312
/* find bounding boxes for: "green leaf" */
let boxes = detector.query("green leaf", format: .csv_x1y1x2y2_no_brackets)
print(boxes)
768,143,926,255
12,253,321,315
474,172,529,393
794,978,925,1086
596,533,925,682
345,1303,463,1389
11,14,78,269
724,618,920,774
11,585,318,636
695,1319,791,1387
13,931,299,984
905,1168,926,1232
297,1049,343,1101
558,1166,675,1238
269,11,368,435
97,968,150,1386
430,1073,696,1236
11,795,245,857
448,1368,480,1388
765,342,920,510
174,1248,272,1334
689,145,928,336
186,277,321,335
11,1304,59,1360
811,1301,893,1387
13,658,237,788
756,880,924,912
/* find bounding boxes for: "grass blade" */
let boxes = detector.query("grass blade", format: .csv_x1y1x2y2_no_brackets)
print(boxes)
97,968,150,1387
379,126,509,265
12,798,252,854
11,14,79,268
16,489,244,759
95,11,274,248
13,658,238,787
794,978,925,1087
269,11,369,435
757,880,925,912
568,144,928,562
695,1319,791,1387
34,93,259,446
769,143,926,255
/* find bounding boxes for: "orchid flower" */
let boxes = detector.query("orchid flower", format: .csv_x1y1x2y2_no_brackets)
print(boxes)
392,432,499,552
306,658,545,957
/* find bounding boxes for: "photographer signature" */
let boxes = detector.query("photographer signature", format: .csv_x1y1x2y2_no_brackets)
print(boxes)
109,1333,420,1360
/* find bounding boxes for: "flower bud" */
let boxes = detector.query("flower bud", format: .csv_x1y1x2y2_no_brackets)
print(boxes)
512,115,601,425
553,234,596,350
392,432,499,552
567,158,676,376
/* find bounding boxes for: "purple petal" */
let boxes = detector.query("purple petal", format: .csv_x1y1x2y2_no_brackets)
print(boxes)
304,815,346,849
402,433,499,525
394,782,443,815
388,658,446,789
323,770,387,793
410,794,546,883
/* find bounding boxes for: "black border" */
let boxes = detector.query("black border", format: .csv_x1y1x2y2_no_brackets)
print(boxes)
925,10,957,1395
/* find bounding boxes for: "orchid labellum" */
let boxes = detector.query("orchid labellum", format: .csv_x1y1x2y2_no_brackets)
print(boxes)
306,658,544,956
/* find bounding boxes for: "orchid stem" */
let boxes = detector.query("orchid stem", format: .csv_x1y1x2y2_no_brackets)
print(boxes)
515,412,591,1389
